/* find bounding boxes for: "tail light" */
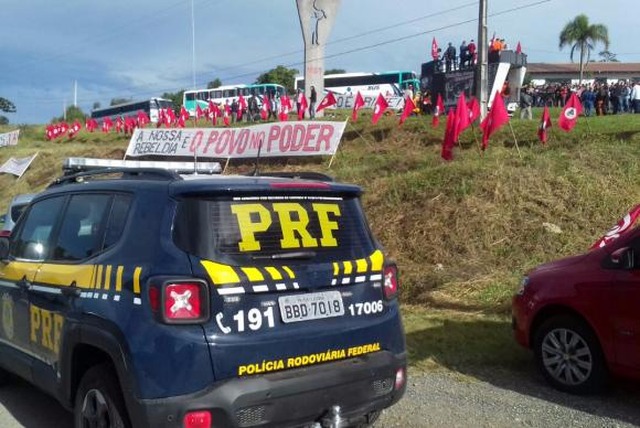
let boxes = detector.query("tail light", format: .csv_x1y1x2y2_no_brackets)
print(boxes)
383,264,399,300
184,410,212,428
160,280,210,324
394,367,406,390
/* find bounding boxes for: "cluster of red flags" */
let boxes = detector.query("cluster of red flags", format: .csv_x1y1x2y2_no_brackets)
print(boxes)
435,89,584,161
45,120,83,141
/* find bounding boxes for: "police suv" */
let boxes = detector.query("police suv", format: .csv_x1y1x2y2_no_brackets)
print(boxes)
0,158,406,428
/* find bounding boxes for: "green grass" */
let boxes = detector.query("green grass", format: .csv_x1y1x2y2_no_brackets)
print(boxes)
2,110,640,373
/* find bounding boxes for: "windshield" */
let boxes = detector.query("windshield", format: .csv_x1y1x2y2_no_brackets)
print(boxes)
173,194,376,264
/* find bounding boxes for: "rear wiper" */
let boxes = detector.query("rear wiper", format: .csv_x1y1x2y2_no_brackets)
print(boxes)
252,251,316,260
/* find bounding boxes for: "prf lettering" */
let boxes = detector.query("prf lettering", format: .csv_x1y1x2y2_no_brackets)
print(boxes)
30,305,64,354
230,203,341,251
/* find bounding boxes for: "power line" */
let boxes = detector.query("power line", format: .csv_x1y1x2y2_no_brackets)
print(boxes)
15,0,552,107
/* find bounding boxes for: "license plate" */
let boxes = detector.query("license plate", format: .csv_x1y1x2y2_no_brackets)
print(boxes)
278,290,345,323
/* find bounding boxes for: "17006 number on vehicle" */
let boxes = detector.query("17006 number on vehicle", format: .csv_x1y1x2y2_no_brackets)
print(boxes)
279,291,345,323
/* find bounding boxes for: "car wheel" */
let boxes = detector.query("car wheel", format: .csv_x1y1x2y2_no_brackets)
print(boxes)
74,363,129,428
533,315,607,394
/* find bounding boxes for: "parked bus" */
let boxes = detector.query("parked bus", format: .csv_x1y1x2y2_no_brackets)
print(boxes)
183,83,286,116
294,71,421,97
90,98,173,124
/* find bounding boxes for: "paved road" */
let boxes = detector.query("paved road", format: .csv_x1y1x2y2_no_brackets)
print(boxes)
1,367,640,427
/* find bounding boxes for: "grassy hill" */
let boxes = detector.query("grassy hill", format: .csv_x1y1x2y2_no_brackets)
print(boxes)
3,110,640,319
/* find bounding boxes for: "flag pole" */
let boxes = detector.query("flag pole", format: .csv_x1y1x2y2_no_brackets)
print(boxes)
347,122,374,150
470,123,482,153
222,157,231,174
507,121,522,158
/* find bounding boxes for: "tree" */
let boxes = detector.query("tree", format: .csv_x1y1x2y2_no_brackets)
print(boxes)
0,97,16,114
51,105,86,123
325,69,346,75
559,14,609,83
255,66,299,94
110,98,132,106
161,90,185,110
207,78,222,89
598,50,618,62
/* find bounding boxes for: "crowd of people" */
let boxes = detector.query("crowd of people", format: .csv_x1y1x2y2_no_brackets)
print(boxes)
522,80,640,116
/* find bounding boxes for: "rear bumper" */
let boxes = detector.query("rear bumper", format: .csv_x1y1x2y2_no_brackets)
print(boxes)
132,350,406,428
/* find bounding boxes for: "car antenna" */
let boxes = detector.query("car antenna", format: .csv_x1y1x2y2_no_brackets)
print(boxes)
251,137,263,176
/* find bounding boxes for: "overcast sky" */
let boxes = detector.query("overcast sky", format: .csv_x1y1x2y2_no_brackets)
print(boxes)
1,0,637,124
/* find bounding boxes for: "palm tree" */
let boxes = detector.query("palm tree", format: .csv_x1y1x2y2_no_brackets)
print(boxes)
559,14,610,83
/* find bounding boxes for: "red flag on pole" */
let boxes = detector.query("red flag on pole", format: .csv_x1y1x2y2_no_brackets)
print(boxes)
538,105,552,144
371,94,389,124
432,94,444,128
431,37,439,61
260,99,268,120
441,108,456,161
454,93,471,142
399,96,416,126
316,92,337,112
591,205,640,249
351,91,365,121
558,93,582,132
467,97,480,123
223,104,231,127
298,94,308,120
480,94,509,150
515,41,522,54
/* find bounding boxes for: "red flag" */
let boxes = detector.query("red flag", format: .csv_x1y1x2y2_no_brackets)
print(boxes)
298,94,308,120
538,105,552,144
223,104,231,126
431,37,439,61
281,95,292,114
467,97,480,123
195,105,204,123
399,96,415,126
180,106,190,122
260,99,268,120
454,93,471,142
558,93,582,132
316,92,337,112
371,94,389,124
591,205,640,249
515,41,522,54
45,125,54,141
137,110,150,127
480,94,509,150
68,120,81,139
238,94,247,112
432,94,444,128
351,91,365,121
102,117,113,133
441,108,456,161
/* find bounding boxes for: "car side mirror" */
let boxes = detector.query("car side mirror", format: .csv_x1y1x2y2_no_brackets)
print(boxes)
611,246,634,269
0,236,9,261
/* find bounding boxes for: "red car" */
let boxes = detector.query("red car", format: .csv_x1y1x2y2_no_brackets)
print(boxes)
513,205,640,394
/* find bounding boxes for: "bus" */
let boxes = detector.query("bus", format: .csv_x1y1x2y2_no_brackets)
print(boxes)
183,83,287,116
294,71,421,97
90,97,173,124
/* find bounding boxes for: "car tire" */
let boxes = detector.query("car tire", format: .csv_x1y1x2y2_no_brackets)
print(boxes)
533,315,608,394
74,363,130,428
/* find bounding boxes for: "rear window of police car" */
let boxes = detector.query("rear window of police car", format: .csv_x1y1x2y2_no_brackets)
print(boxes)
173,195,376,263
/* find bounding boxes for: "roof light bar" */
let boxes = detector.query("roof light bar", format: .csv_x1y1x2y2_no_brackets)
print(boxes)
63,158,221,175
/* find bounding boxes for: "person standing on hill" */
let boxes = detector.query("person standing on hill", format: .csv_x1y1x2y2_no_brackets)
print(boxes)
631,81,640,113
459,40,467,69
309,86,317,119
467,39,477,66
519,87,533,120
443,43,456,72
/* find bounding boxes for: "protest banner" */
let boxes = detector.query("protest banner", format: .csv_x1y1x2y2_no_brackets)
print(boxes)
0,153,38,178
0,130,20,148
125,121,347,160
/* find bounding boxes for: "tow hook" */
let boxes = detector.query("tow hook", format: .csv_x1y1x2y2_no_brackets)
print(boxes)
312,405,347,428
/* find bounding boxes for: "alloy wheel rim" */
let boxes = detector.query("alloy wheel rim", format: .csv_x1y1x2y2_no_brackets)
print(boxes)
80,388,111,428
541,328,593,386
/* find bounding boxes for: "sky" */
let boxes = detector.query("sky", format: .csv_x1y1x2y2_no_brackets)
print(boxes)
1,0,637,124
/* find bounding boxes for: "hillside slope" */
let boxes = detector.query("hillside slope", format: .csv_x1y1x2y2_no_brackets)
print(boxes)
2,111,640,312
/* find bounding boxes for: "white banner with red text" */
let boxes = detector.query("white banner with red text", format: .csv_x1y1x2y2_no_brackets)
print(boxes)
0,130,20,148
125,121,347,159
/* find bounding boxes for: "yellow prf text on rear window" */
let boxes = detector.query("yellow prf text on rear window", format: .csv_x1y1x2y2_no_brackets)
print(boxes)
230,203,341,252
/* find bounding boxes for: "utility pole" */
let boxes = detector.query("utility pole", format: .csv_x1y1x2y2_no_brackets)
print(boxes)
476,0,488,119
74,80,77,107
191,0,196,89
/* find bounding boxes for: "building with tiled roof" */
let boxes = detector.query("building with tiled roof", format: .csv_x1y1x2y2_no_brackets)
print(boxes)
527,62,640,83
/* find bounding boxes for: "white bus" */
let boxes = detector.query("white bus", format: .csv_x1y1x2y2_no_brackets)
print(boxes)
294,71,420,98
90,98,173,124
183,83,287,116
